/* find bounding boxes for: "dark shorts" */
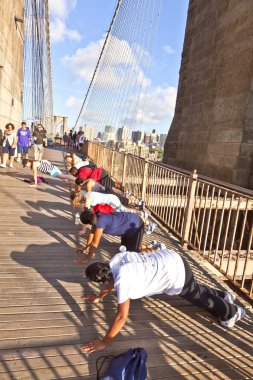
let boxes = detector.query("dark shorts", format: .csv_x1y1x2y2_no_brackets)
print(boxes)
17,145,29,154
2,141,15,156
121,222,144,252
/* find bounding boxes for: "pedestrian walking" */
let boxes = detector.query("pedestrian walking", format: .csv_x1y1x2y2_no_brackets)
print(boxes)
16,122,31,162
0,123,17,168
33,124,47,160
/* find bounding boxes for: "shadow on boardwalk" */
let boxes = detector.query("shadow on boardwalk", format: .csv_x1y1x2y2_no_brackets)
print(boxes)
0,148,252,379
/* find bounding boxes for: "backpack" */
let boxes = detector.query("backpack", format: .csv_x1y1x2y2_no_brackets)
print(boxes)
97,347,147,380
93,203,115,214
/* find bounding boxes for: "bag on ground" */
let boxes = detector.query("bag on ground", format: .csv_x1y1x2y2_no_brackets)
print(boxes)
97,347,147,380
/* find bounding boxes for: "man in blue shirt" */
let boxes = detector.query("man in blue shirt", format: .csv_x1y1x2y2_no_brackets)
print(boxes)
76,210,144,264
16,122,31,162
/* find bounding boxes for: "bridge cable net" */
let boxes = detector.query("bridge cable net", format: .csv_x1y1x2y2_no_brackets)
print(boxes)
23,0,54,134
74,0,163,141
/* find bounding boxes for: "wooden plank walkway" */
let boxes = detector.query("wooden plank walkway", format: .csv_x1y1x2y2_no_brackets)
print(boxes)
0,148,252,380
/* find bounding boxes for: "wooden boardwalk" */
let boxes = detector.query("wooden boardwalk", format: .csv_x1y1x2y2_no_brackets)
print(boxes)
0,148,252,380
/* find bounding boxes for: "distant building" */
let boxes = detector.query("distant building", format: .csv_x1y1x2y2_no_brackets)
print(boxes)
132,130,144,143
159,133,167,148
144,132,151,145
83,125,95,141
117,126,129,141
103,125,115,141
150,129,158,144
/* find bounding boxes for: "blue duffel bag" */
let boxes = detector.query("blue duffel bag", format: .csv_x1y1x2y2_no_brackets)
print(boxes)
96,347,147,380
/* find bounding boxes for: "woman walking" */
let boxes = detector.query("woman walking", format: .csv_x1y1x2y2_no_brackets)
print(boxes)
0,123,17,168
81,248,246,353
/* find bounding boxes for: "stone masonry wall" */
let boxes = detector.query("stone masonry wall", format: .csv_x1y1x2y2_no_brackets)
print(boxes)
163,0,253,188
0,0,24,133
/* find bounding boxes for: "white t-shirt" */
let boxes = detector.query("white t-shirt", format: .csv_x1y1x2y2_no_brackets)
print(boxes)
75,159,89,169
79,135,85,144
109,249,185,304
83,191,123,209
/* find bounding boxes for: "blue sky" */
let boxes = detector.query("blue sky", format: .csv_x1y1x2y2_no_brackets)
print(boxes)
49,0,189,134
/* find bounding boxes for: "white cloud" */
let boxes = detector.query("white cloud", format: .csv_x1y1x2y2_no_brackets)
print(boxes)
163,45,175,54
62,35,150,87
66,96,83,108
122,86,177,127
63,38,104,82
49,0,76,18
49,0,81,43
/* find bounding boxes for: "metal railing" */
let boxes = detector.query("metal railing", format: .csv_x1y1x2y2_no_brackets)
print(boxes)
84,141,253,300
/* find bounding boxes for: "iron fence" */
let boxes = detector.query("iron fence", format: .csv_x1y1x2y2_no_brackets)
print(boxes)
84,141,253,300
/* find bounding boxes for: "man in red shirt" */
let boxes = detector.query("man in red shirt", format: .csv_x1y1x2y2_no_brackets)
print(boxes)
70,166,102,182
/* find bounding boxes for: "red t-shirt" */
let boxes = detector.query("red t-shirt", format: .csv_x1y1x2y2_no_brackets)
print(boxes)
77,167,102,182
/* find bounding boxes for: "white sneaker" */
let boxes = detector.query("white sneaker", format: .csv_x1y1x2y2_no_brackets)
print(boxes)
150,241,166,250
0,163,6,168
224,291,236,304
145,222,157,235
220,305,246,328
143,211,149,221
9,164,13,168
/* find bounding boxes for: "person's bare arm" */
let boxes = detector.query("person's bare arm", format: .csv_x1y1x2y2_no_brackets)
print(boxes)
83,193,92,209
86,179,96,192
57,172,76,183
76,228,103,264
81,299,130,353
33,163,38,186
11,136,18,147
82,280,114,303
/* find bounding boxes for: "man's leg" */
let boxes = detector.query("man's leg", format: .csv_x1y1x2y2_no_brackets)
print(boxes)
38,145,44,161
16,146,22,162
180,257,237,322
57,173,76,183
34,145,39,160
24,146,29,159
121,222,144,252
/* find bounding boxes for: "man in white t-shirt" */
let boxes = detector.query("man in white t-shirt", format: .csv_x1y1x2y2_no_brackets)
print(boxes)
81,249,246,354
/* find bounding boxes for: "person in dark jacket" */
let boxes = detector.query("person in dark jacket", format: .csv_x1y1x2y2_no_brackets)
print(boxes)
33,124,47,160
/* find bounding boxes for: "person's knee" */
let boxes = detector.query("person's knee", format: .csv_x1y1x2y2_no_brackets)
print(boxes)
204,297,215,310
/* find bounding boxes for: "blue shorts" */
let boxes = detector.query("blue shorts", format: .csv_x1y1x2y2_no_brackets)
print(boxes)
17,145,29,154
50,166,62,177
2,141,15,156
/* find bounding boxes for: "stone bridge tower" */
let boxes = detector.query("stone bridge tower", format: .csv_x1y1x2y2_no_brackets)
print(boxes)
0,0,24,132
163,0,253,188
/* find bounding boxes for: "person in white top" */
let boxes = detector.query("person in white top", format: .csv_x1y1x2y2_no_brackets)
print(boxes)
81,248,246,353
0,123,18,168
78,132,85,151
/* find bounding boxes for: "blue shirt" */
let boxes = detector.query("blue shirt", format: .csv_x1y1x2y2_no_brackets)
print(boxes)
96,212,142,236
17,128,31,147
